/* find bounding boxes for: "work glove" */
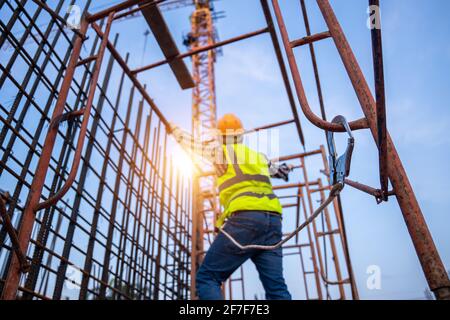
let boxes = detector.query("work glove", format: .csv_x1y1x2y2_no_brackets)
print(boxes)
272,163,293,182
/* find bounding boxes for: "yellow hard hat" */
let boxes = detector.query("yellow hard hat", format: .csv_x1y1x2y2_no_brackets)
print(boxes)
217,114,244,136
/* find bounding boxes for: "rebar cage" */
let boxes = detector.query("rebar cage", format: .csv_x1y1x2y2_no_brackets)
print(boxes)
0,0,192,300
1,0,449,301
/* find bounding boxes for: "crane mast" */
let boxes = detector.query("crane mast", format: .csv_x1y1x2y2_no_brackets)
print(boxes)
189,0,219,298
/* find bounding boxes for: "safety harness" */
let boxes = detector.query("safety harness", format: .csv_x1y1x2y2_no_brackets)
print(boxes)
220,115,354,251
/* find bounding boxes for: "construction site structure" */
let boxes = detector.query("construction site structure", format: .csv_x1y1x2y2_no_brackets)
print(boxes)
0,0,449,301
189,0,218,298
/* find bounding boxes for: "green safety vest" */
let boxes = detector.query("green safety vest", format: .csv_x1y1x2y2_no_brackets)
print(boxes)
216,143,282,227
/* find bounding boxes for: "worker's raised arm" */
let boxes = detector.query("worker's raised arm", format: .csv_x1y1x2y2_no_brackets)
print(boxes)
169,122,217,164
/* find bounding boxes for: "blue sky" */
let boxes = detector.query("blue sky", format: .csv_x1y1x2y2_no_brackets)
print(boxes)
2,0,449,300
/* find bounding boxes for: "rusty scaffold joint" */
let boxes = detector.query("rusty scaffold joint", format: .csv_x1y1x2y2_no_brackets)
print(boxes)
0,193,31,273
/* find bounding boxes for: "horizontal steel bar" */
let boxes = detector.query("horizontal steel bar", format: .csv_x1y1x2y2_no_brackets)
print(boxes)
309,185,331,194
49,108,84,129
345,178,395,201
276,149,321,162
244,119,294,134
87,0,167,22
133,27,270,74
273,181,318,190
261,0,306,146
282,243,310,250
290,31,331,48
317,229,340,237
76,55,97,66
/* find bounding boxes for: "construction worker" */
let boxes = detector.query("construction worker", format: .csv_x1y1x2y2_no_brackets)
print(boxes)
170,114,292,300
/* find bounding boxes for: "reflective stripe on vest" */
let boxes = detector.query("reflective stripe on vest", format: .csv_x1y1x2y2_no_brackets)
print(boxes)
218,145,271,192
228,191,278,203
216,144,282,227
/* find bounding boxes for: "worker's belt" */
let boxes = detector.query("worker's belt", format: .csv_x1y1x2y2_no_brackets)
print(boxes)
218,174,271,192
229,191,278,203
232,210,282,218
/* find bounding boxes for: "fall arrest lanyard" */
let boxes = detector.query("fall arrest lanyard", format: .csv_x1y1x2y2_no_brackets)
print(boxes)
220,115,355,251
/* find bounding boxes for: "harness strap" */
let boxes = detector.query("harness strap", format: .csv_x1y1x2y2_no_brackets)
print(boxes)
220,183,343,251
230,192,278,202
218,145,271,192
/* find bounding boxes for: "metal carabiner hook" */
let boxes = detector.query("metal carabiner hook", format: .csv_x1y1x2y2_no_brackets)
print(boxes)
326,115,355,186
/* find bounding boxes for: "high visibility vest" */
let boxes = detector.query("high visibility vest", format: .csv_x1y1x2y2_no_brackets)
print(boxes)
216,143,282,227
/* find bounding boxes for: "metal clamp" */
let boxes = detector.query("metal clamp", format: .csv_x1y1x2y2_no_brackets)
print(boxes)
326,115,355,185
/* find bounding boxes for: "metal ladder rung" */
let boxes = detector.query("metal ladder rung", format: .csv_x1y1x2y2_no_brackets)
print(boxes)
290,31,331,48
317,229,340,237
76,55,98,66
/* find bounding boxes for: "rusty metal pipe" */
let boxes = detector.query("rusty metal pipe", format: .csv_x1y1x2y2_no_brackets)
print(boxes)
316,0,450,299
87,0,167,22
369,0,389,201
345,178,394,200
113,0,167,20
273,181,318,190
260,0,305,146
271,0,369,133
35,13,115,212
276,149,321,162
290,31,331,48
76,55,98,66
245,119,295,134
1,18,89,301
299,0,328,123
0,196,30,273
133,27,270,74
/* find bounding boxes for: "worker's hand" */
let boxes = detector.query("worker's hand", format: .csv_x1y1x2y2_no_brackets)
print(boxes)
168,122,177,134
276,163,292,182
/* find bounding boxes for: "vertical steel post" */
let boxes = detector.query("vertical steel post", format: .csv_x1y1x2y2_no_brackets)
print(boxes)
103,84,136,299
153,134,169,299
1,18,89,300
189,0,217,298
316,0,450,300
51,13,115,299
368,0,388,200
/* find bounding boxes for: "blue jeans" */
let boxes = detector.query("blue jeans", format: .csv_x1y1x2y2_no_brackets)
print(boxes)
196,211,292,300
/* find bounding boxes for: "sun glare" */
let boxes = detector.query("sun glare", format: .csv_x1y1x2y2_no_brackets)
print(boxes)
171,145,195,178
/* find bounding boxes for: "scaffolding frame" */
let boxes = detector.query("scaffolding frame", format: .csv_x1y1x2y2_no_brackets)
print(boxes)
0,0,448,300
0,0,192,300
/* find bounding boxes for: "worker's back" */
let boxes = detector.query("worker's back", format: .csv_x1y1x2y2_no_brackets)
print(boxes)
216,143,282,227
